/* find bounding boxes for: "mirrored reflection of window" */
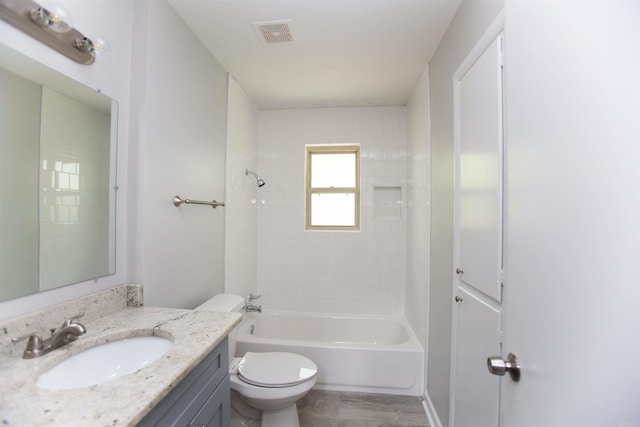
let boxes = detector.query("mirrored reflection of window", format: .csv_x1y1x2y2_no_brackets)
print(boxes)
39,87,112,291
306,145,360,230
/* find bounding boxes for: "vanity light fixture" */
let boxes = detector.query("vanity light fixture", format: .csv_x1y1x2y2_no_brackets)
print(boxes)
0,0,104,64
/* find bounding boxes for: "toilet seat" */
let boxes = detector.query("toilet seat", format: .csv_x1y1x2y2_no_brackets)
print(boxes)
237,352,317,388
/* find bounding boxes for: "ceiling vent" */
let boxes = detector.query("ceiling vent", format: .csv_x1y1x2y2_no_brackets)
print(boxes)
252,20,294,45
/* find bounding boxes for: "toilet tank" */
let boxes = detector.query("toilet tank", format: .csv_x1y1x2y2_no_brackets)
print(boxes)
197,294,245,313
196,294,245,360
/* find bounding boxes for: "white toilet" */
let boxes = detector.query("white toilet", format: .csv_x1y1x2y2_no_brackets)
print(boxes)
196,294,317,427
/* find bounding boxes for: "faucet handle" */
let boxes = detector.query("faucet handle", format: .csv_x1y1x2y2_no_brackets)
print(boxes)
61,312,85,327
248,293,261,301
11,333,44,358
11,332,42,344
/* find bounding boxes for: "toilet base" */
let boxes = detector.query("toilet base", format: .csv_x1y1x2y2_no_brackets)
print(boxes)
261,403,299,427
231,390,260,427
231,391,300,427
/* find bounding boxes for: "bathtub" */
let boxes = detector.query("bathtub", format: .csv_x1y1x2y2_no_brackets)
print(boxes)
235,311,424,396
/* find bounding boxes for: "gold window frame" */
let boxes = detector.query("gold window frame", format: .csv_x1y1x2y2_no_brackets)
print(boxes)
305,144,360,231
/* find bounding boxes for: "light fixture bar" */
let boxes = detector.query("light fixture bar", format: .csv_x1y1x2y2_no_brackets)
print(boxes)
0,0,94,64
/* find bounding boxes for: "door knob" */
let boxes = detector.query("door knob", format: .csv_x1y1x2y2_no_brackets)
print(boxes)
454,296,463,302
487,353,520,382
456,268,464,275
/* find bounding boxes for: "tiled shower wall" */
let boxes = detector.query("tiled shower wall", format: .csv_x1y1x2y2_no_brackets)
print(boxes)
257,107,407,315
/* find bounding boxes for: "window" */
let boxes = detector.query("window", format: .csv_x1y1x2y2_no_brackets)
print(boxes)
306,145,360,230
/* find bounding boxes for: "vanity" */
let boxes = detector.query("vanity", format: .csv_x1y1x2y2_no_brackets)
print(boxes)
0,285,241,426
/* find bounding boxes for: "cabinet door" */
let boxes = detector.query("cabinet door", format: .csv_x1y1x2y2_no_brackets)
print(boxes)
453,289,501,427
457,34,504,304
189,375,231,427
138,338,229,427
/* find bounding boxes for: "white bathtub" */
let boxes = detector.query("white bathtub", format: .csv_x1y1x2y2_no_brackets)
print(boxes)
235,311,424,396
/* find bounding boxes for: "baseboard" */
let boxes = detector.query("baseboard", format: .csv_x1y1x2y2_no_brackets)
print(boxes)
422,392,443,427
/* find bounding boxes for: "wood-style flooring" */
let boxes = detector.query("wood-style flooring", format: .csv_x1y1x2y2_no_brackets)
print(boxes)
297,390,430,427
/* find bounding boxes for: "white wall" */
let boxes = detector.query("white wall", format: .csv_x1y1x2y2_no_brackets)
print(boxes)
257,107,407,315
406,66,431,397
225,77,259,298
0,0,133,321
427,1,504,424
129,0,228,309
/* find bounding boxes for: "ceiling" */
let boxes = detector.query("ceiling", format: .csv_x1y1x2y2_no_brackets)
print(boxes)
167,0,462,110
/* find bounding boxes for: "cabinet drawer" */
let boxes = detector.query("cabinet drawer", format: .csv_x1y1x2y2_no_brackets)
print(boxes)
138,338,229,426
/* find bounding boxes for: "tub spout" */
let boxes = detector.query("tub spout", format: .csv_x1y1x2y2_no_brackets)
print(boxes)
244,303,262,313
244,293,262,312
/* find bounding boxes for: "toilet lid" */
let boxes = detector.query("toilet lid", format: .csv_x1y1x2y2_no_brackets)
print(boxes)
238,352,317,388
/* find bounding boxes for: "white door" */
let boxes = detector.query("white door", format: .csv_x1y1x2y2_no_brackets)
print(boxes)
501,2,640,426
451,31,504,427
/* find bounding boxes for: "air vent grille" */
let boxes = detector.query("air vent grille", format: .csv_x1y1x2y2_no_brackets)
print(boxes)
253,20,294,45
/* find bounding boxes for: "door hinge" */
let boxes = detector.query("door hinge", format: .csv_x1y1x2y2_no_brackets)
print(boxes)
500,269,505,285
498,329,503,345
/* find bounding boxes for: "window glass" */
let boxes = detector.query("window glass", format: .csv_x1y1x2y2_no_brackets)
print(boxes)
310,193,356,226
310,153,356,188
306,145,360,230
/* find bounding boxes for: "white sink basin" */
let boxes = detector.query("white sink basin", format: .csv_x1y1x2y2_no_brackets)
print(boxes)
36,336,173,390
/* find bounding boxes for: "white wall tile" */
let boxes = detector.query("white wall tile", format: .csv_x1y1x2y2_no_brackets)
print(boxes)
258,107,407,316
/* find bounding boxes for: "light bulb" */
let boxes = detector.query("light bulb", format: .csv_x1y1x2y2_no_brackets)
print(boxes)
90,36,111,57
29,6,73,33
74,36,111,59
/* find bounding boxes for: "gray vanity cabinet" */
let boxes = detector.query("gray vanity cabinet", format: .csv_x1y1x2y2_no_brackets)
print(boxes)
138,337,230,427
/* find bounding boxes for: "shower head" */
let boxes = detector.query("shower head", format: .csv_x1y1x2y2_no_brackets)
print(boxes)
246,169,266,188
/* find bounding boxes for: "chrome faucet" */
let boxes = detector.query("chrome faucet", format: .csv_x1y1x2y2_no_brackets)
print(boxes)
244,293,262,313
12,313,87,359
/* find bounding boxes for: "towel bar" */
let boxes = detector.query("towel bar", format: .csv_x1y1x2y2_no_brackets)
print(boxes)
173,195,225,209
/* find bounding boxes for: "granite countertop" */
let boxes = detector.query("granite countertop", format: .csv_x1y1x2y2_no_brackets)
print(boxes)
0,306,241,426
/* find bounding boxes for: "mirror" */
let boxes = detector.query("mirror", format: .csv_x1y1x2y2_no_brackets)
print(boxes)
0,44,117,302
